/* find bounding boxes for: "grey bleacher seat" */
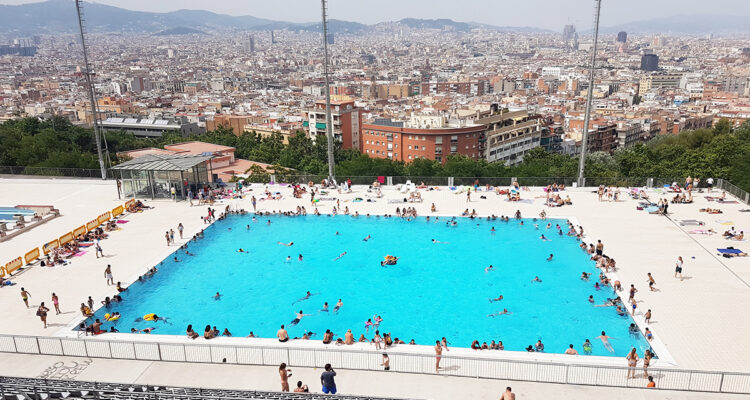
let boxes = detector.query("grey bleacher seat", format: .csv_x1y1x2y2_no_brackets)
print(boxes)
1,376,413,400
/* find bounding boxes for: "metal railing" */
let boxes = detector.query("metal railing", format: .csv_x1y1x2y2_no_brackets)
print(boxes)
0,334,748,394
0,166,117,179
0,375,410,400
267,175,689,189
717,179,750,205
1,166,747,203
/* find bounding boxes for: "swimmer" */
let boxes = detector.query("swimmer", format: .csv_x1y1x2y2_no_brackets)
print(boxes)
363,235,372,241
588,295,595,303
485,265,495,272
278,241,294,246
285,256,291,263
581,272,591,280
597,331,615,353
547,253,553,261
489,295,503,302
488,309,511,317
431,239,448,244
321,302,329,312
173,256,180,262
540,234,550,241
333,252,347,261
238,248,247,253
582,339,593,355
491,227,496,232
298,254,303,261
292,291,314,305
185,250,195,256
532,276,542,283
290,310,311,326
333,299,343,313
246,224,250,230
213,292,222,300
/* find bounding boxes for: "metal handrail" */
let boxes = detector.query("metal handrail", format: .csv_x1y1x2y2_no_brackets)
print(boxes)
716,179,750,205
0,334,748,394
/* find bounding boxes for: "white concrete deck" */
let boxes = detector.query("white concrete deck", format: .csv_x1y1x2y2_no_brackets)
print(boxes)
1,177,750,397
1,353,749,400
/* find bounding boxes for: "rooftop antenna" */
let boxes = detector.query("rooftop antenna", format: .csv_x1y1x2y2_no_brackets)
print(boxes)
75,0,107,180
576,0,602,188
321,0,335,183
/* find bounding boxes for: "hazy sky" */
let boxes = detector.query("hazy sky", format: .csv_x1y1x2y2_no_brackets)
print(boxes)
3,0,747,28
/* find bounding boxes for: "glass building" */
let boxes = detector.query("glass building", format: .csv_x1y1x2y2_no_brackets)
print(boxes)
111,154,213,200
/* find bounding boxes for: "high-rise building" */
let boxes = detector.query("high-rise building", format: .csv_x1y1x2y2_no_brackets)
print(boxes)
617,31,627,43
562,24,576,43
327,33,334,45
303,99,361,150
640,54,659,71
249,36,255,53
129,76,150,93
270,31,275,44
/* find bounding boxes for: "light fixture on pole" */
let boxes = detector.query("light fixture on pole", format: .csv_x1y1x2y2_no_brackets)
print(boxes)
576,0,603,188
321,0,336,184
75,0,107,180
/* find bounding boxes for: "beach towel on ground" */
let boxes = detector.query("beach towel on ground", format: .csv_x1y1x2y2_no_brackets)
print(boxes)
117,220,129,224
718,248,743,254
679,219,704,226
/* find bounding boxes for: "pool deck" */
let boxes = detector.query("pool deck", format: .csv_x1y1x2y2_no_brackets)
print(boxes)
2,352,749,400
1,177,750,397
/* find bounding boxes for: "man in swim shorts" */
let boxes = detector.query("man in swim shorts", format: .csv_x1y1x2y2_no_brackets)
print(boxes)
333,299,342,312
277,325,289,342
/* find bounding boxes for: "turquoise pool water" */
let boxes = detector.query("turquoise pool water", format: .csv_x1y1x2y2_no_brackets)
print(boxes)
90,215,652,357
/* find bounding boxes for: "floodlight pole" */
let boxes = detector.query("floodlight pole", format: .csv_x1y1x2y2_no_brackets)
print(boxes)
321,0,336,184
76,0,107,180
576,0,602,188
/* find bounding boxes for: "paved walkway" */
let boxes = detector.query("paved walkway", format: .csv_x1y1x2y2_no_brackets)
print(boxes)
1,353,748,400
1,177,749,381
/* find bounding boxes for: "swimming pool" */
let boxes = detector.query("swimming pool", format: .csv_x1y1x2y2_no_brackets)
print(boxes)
90,214,652,357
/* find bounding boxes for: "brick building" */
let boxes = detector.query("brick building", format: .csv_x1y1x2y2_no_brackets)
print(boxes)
361,116,485,163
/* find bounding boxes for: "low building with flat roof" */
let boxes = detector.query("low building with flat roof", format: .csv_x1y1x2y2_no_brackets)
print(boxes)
101,117,204,138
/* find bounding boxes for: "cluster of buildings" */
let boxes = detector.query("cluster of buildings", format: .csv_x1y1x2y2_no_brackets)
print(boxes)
1,26,749,166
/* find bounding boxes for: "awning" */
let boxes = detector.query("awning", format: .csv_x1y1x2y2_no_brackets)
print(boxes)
111,154,214,171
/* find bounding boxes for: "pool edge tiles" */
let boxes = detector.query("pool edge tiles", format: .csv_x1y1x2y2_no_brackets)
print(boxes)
75,214,656,359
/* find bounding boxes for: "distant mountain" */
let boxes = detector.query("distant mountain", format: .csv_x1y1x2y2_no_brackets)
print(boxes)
397,18,472,32
0,0,564,36
600,14,750,34
154,27,206,36
468,22,552,33
0,0,279,35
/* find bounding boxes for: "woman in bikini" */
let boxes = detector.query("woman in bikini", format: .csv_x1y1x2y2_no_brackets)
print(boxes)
626,348,639,379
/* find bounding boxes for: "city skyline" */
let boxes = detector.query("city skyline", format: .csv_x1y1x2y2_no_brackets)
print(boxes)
1,0,749,30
